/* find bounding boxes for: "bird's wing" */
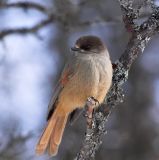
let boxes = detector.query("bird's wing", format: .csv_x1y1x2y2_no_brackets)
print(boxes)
47,54,84,124
47,56,76,120
47,81,62,120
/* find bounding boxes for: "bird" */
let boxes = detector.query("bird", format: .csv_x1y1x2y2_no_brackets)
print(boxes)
35,35,113,156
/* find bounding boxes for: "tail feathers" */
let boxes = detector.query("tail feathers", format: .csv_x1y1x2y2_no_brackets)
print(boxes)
49,115,68,156
35,109,68,157
49,142,59,156
35,110,58,155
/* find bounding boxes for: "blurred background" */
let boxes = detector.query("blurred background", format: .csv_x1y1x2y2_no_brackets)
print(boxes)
0,0,159,160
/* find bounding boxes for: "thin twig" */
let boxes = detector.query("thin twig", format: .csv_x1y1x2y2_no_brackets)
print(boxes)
0,2,49,15
0,15,56,39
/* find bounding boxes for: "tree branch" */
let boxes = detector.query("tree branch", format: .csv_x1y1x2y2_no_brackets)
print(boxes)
0,16,56,39
0,2,49,15
0,2,60,39
74,1,159,160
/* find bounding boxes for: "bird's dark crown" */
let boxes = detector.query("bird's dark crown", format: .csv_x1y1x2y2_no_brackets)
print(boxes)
72,35,105,53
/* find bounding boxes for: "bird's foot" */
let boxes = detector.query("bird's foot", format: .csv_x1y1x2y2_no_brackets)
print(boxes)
86,97,99,107
84,97,99,128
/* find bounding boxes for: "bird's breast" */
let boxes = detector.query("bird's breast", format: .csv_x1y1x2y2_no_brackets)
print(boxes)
58,53,112,112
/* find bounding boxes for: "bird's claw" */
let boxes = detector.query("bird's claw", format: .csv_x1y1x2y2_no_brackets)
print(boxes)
85,97,99,128
86,97,99,107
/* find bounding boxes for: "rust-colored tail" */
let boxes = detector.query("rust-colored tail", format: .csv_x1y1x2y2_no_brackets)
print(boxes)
35,109,68,156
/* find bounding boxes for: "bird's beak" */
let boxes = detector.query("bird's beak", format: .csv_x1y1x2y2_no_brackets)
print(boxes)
71,47,80,51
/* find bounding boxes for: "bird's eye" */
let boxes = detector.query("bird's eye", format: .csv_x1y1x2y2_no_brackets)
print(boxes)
81,45,91,50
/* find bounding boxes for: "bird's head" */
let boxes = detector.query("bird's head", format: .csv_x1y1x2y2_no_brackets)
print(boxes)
71,35,106,54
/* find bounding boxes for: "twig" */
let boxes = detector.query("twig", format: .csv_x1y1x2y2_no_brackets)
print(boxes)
0,2,49,15
0,15,56,39
0,2,60,39
118,0,140,32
